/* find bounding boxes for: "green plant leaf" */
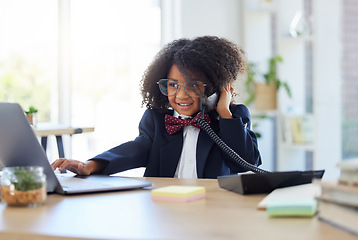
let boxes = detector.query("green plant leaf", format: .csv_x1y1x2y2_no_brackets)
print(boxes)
283,82,292,98
25,106,38,114
11,167,43,191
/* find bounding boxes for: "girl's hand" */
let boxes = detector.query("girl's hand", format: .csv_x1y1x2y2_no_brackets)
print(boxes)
51,158,94,175
216,84,234,119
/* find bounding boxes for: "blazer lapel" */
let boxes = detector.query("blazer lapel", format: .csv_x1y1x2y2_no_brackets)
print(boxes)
196,130,215,178
159,129,183,177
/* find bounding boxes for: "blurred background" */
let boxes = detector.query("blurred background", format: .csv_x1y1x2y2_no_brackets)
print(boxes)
0,0,356,179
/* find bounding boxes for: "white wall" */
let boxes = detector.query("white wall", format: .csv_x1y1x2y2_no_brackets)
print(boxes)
313,0,342,179
161,0,242,45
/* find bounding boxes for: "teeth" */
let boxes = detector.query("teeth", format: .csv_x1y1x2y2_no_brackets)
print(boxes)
179,103,191,106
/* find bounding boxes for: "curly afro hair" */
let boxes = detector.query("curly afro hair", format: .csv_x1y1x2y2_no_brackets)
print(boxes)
140,36,247,113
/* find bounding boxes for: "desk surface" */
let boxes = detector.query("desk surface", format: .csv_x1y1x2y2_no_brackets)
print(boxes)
34,123,95,137
0,177,355,240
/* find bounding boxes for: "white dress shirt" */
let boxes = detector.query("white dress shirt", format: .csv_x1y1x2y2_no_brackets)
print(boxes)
173,111,199,178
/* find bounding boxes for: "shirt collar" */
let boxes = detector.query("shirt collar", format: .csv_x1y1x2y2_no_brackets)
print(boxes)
173,111,192,120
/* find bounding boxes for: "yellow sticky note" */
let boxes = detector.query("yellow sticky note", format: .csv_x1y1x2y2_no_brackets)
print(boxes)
152,185,205,202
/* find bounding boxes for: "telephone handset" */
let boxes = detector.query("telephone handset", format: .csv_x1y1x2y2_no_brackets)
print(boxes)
206,92,219,111
200,92,219,112
199,91,269,173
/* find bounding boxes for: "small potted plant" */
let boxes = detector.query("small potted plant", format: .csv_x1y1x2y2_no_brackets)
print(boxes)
1,166,47,207
244,55,292,110
25,106,38,127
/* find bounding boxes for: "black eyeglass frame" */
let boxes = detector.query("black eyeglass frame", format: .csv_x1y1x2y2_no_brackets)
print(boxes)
157,78,207,98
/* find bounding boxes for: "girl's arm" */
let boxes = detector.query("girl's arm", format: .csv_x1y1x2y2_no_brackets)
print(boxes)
52,109,155,176
86,109,155,175
218,104,262,173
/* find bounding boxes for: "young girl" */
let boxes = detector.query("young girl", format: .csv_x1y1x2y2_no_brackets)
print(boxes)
52,36,262,179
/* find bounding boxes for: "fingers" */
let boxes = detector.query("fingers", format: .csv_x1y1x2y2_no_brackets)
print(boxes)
219,84,233,104
51,158,90,175
215,83,234,119
51,158,70,171
221,83,234,95
230,86,234,95
51,158,63,170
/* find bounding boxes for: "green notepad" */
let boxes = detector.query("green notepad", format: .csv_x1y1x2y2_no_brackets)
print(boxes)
266,198,318,217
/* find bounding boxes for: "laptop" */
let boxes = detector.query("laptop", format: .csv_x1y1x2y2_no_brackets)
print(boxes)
0,102,152,194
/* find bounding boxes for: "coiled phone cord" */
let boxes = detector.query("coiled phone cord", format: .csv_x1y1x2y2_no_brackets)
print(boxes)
196,116,270,174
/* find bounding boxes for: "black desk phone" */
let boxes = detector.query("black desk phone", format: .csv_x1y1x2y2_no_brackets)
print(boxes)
197,92,324,195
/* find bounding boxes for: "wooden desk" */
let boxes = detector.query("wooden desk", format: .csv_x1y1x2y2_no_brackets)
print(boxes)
0,177,355,240
34,123,95,158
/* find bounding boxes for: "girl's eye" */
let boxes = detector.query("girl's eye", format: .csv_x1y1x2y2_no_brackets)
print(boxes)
168,82,177,88
186,82,196,88
188,82,201,89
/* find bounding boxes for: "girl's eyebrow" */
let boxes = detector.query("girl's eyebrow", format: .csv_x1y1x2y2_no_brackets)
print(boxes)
167,78,204,82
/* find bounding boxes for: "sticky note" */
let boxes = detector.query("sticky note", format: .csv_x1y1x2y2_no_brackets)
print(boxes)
151,185,205,203
266,198,318,217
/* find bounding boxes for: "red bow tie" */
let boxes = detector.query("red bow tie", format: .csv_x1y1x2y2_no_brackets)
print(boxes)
165,113,211,135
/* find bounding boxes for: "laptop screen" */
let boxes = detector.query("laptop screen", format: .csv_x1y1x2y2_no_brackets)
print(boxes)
0,102,61,192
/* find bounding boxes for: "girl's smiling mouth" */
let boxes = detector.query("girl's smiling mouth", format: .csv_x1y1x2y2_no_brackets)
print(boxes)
177,102,193,106
176,102,194,112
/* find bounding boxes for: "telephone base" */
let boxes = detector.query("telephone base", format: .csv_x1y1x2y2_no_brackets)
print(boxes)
217,170,325,195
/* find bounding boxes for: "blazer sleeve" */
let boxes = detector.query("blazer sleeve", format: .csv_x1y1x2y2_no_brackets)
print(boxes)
88,109,155,175
218,104,262,173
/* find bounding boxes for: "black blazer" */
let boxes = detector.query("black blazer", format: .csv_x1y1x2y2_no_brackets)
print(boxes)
90,104,262,178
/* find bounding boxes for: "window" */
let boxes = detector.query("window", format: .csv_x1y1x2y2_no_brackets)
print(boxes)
0,0,57,121
0,0,161,171
69,0,161,160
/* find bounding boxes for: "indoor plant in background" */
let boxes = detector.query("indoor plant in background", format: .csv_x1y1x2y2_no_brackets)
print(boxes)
25,105,38,127
245,55,292,110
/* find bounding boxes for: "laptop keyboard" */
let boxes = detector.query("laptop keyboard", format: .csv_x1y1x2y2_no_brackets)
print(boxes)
57,174,115,189
54,173,151,193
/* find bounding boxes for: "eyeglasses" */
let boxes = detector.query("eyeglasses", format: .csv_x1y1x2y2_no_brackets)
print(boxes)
157,79,206,98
